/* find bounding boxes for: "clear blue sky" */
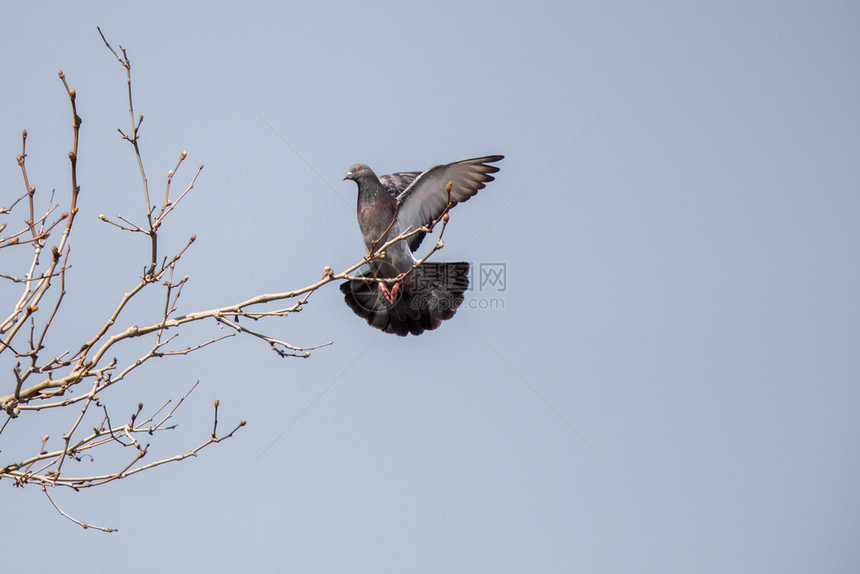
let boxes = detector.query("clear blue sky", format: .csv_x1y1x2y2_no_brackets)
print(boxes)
2,1,858,572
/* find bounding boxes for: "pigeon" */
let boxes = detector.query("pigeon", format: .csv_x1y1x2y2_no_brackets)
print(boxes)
340,155,504,336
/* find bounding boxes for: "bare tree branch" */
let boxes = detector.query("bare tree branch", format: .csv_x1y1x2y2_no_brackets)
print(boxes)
1,28,455,532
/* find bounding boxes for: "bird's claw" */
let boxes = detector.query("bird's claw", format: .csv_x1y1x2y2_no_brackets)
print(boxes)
378,281,401,304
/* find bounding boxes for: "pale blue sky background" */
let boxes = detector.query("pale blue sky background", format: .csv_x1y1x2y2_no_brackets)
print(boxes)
2,1,858,572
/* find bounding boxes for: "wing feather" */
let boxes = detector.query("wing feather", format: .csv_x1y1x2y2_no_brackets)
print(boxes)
379,171,421,197
394,155,503,251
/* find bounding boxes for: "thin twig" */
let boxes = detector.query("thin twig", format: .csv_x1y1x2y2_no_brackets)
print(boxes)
42,486,117,532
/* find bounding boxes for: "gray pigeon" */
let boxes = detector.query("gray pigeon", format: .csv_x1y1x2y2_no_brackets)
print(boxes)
341,155,504,336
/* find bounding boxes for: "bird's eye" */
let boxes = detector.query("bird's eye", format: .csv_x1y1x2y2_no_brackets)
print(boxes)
357,166,362,172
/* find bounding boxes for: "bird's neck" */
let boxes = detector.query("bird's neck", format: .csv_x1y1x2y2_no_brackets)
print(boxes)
358,178,387,201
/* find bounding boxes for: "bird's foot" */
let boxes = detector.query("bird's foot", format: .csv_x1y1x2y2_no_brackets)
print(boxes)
378,281,401,304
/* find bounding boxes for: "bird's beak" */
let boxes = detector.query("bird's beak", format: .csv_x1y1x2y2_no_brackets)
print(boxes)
343,171,352,181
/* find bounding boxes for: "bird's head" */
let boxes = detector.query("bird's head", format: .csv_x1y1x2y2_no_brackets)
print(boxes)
343,163,376,183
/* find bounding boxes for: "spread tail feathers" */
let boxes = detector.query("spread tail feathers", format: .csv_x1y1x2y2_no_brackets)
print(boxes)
340,262,470,336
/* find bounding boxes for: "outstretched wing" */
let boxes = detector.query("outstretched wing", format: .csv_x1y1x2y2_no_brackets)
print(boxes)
395,156,503,251
379,171,421,197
